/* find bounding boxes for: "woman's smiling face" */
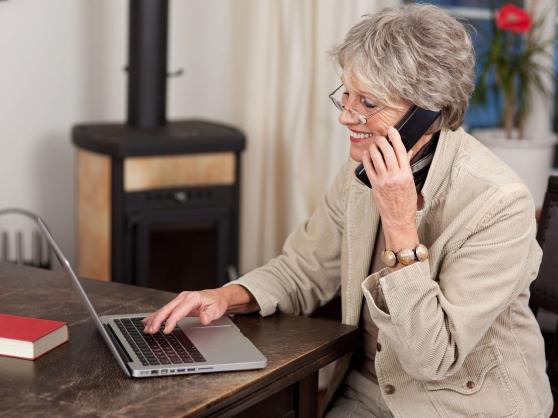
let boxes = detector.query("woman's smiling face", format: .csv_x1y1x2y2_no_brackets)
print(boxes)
338,76,410,162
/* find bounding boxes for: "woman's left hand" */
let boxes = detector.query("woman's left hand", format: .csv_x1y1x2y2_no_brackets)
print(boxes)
361,126,419,250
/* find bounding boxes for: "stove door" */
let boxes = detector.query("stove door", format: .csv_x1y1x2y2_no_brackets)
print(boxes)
130,207,230,292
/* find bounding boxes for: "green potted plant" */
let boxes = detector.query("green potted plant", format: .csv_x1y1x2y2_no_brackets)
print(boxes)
473,2,557,206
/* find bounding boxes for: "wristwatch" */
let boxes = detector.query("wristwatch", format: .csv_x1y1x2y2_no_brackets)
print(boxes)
381,244,429,267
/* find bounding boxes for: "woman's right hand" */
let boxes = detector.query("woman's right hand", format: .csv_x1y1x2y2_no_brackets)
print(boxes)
142,288,229,334
142,284,258,335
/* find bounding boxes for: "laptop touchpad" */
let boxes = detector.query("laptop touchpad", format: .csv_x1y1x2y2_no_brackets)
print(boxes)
178,317,257,363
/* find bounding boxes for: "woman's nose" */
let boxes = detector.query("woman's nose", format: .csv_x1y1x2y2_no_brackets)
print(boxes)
338,107,359,126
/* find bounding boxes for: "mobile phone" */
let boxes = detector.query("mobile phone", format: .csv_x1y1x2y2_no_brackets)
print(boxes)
354,106,441,188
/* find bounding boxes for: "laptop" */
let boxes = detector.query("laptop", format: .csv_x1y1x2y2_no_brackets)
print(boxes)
38,217,267,378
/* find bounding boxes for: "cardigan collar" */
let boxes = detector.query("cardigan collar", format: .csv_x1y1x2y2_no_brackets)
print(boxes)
419,128,461,204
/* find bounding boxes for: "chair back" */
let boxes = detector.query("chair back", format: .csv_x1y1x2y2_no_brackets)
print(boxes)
530,175,558,394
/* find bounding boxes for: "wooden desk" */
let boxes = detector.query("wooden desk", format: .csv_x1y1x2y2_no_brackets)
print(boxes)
0,263,357,417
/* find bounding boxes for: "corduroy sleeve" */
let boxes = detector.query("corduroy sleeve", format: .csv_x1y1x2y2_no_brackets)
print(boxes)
361,184,542,381
225,162,350,316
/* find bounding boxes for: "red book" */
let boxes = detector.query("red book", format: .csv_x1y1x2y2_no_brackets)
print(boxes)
0,313,68,360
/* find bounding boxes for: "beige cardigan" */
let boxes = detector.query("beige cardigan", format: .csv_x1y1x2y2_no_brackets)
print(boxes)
229,128,553,417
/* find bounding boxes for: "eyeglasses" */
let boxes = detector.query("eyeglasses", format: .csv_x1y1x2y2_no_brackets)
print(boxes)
328,83,385,125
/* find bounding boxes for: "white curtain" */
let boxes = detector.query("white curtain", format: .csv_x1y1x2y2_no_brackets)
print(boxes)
230,0,398,273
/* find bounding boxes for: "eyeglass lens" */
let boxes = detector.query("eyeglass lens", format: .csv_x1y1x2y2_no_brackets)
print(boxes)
329,84,382,124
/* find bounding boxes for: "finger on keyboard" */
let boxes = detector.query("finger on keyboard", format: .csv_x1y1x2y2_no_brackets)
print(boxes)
150,298,183,333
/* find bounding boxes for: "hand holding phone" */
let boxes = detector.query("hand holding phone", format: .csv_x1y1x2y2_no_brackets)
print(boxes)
354,106,441,188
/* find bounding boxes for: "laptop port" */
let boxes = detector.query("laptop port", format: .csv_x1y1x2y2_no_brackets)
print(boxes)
177,368,186,373
198,367,213,371
161,369,168,374
169,369,175,374
151,370,159,375
187,368,195,372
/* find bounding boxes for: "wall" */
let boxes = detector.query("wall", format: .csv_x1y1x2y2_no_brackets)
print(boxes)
0,0,237,264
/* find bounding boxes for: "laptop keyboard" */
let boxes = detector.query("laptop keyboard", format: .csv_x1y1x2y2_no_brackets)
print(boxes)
114,317,206,367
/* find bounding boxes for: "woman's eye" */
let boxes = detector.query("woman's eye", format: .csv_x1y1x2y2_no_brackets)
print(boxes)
361,98,377,109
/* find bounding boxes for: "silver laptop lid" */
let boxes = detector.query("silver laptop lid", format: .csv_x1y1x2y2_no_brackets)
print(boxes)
37,217,131,376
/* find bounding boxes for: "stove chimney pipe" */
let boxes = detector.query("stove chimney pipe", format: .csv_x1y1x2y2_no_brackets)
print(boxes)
127,0,168,128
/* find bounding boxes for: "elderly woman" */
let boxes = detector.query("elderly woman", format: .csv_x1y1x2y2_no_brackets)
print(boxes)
143,4,552,417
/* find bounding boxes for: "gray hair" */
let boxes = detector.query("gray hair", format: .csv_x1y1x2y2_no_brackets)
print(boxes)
330,4,475,132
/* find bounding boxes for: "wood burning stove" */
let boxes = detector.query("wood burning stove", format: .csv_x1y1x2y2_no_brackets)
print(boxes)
72,0,244,292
